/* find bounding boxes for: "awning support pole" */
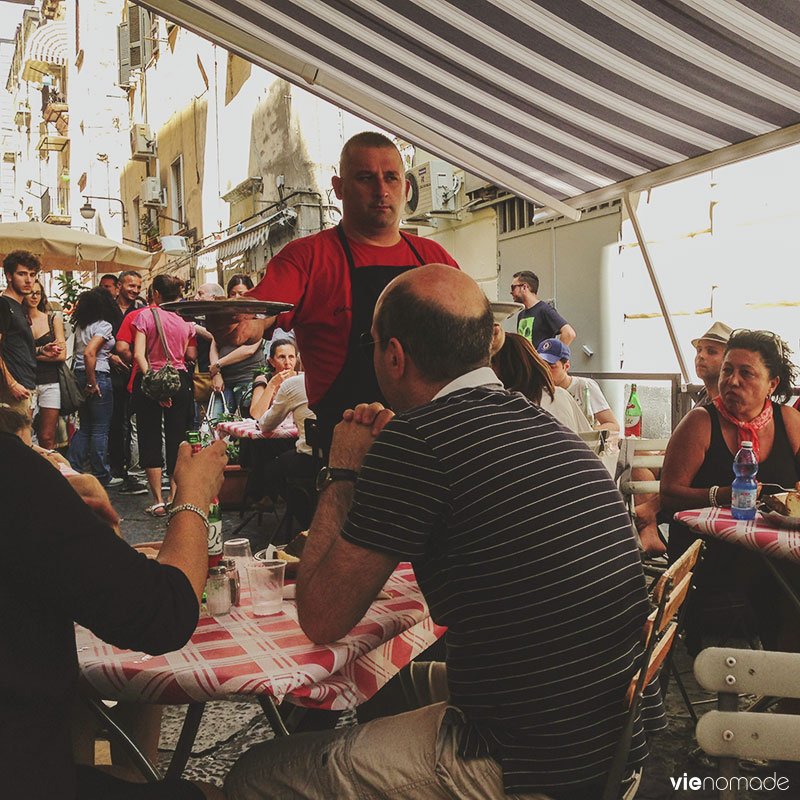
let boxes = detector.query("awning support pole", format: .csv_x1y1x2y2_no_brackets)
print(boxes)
623,193,690,384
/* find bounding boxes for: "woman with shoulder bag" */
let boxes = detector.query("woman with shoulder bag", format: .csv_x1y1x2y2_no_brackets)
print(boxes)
132,274,196,517
23,281,65,449
67,288,117,485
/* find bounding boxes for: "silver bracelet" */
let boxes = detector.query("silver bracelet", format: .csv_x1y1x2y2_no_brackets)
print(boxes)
168,503,209,529
708,485,720,507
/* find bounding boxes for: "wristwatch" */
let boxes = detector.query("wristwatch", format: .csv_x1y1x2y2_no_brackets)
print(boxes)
315,467,358,492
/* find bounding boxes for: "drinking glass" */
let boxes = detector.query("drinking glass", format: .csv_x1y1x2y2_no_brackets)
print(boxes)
223,538,253,588
247,560,285,616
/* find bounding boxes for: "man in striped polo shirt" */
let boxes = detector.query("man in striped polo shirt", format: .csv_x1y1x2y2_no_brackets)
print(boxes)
226,265,652,800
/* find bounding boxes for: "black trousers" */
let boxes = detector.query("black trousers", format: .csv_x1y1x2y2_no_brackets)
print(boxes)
133,371,193,475
108,369,131,477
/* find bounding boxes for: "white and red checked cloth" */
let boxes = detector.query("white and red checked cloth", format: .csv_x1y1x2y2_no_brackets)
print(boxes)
76,563,445,710
675,507,800,564
215,417,298,440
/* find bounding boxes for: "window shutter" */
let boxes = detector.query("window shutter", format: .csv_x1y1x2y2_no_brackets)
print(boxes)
117,23,130,87
129,5,145,70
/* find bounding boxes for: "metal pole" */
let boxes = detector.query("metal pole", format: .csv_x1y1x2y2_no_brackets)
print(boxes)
623,194,690,383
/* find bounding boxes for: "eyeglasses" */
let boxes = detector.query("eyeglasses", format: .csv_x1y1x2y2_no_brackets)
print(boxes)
729,329,785,359
360,332,395,355
359,332,380,354
29,292,42,298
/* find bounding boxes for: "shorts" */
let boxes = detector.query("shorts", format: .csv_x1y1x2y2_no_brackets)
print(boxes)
36,381,61,410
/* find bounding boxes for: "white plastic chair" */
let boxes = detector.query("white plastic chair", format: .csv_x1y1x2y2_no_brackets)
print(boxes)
694,648,800,800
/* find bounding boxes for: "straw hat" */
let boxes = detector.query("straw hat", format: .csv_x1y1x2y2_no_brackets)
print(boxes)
691,321,732,348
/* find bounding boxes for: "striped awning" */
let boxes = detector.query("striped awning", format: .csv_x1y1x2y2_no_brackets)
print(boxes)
22,21,68,84
140,2,800,220
198,218,270,260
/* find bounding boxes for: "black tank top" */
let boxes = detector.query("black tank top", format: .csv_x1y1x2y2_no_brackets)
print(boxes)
34,313,60,385
692,402,799,489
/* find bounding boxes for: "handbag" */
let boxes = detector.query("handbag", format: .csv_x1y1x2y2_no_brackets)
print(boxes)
58,339,85,415
140,308,183,402
192,370,213,404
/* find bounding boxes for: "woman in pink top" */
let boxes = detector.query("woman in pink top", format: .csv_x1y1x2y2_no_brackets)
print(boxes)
132,274,197,516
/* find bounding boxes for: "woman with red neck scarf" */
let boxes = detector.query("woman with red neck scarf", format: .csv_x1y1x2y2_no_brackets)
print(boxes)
662,329,800,653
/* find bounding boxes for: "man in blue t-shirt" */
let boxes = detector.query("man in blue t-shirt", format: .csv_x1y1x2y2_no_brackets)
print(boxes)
511,269,576,347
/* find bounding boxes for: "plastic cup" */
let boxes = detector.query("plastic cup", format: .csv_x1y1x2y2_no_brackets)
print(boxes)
223,538,253,589
247,560,286,616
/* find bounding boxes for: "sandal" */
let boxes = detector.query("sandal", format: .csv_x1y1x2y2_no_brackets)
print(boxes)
145,503,167,518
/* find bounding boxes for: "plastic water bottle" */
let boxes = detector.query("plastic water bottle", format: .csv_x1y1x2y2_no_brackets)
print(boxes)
731,441,758,521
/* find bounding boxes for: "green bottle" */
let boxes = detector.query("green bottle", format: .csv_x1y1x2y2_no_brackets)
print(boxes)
624,384,642,438
208,498,222,568
187,430,222,567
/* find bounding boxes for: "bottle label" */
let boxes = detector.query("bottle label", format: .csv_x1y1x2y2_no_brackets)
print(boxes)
207,520,223,558
624,413,642,437
731,487,757,510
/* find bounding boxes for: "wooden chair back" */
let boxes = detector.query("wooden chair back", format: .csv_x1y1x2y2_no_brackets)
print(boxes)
602,539,704,800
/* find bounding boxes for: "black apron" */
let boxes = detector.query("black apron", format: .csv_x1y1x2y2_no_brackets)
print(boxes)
313,224,425,456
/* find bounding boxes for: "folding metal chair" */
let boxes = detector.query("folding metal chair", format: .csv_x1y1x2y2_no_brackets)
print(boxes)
602,539,705,800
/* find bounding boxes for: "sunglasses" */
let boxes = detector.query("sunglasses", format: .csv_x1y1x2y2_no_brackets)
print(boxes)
510,283,525,290
729,329,785,359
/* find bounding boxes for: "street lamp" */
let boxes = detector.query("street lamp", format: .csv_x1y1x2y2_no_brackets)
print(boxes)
80,195,128,226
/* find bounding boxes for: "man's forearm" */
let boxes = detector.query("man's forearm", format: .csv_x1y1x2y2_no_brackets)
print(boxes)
297,482,355,591
0,350,15,386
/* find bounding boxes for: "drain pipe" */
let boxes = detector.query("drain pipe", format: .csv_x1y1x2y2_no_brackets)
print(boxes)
623,193,690,384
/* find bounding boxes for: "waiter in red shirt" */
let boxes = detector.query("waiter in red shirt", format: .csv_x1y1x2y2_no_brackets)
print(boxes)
217,132,459,453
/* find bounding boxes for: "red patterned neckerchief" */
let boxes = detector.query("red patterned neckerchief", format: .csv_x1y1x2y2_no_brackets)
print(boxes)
713,395,773,461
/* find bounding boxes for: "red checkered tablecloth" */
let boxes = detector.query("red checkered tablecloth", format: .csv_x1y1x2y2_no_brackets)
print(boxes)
674,507,800,564
76,563,445,710
215,417,298,440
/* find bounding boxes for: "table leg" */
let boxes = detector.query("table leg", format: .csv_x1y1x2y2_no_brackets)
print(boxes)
164,702,206,780
258,696,290,737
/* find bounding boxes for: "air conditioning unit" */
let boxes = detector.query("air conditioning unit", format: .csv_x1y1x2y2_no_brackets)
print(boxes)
160,235,188,255
141,176,166,207
130,123,155,160
404,160,456,218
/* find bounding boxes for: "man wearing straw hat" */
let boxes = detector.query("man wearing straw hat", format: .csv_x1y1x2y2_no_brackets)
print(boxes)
691,321,732,407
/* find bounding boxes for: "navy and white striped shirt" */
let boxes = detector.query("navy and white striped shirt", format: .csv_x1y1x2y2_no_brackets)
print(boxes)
342,383,650,795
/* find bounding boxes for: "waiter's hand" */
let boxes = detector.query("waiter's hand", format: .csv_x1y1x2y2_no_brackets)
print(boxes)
331,403,395,471
204,314,276,347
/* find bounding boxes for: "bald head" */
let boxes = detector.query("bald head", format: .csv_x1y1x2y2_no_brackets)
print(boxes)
195,283,225,301
374,264,493,383
339,131,400,177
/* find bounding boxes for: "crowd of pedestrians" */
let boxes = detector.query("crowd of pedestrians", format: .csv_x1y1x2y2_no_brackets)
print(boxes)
0,250,295,519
